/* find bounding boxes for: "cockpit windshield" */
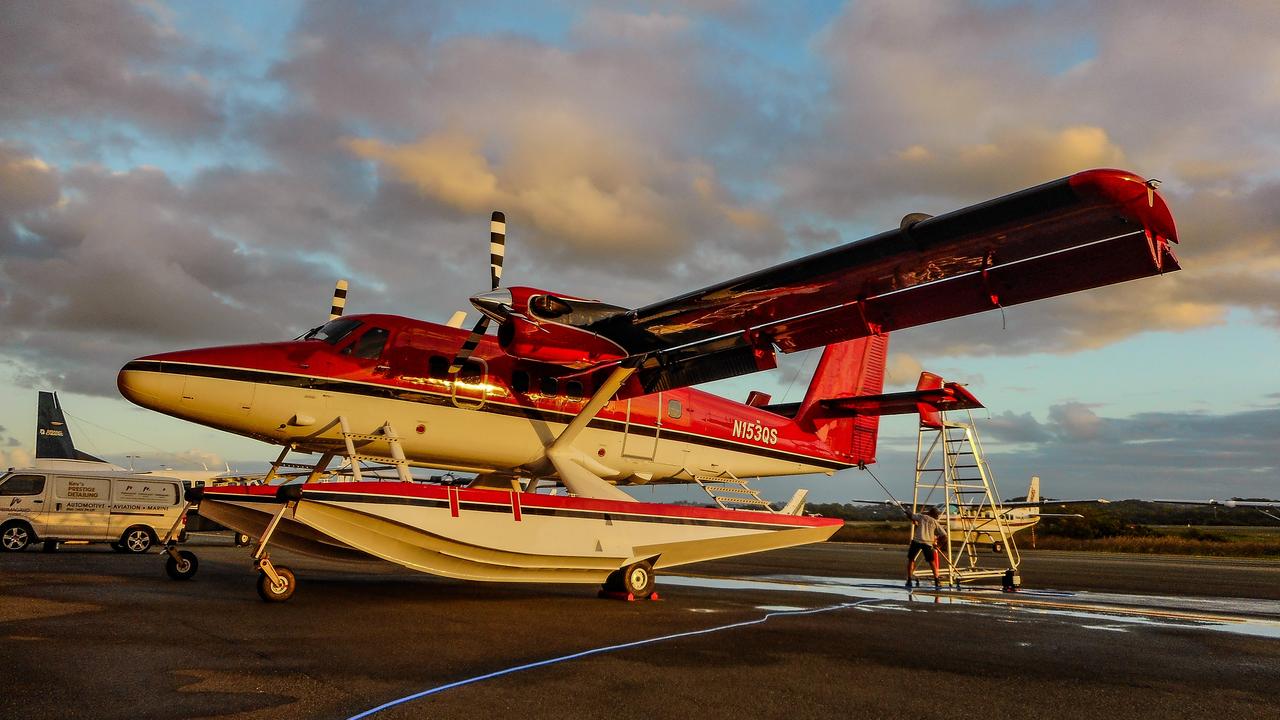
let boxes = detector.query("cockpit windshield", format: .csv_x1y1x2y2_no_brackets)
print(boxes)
301,317,363,345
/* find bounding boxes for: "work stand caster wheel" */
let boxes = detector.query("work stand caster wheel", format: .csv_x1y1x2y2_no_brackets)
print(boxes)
257,566,297,602
165,550,199,580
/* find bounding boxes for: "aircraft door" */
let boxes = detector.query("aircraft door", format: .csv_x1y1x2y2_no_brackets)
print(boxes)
622,393,661,460
51,476,111,538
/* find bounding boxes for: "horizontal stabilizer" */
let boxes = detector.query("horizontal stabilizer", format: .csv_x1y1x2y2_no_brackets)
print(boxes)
818,381,983,418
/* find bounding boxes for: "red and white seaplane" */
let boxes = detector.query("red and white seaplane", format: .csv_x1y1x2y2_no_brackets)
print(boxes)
117,169,1179,601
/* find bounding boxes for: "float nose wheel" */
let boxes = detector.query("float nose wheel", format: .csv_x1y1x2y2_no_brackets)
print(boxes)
161,500,199,580
165,550,199,580
250,489,301,602
256,561,296,602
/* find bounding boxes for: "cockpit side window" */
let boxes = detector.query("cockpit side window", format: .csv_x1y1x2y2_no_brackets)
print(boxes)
345,327,390,360
529,295,573,319
302,317,363,345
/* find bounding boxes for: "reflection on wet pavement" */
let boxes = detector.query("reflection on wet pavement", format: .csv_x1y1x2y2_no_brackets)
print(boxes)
664,573,1280,639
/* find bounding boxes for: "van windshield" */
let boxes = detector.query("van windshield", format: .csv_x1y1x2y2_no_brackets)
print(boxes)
0,474,46,495
301,318,363,345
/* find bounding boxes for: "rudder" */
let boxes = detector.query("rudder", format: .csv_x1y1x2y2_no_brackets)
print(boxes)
795,334,889,464
36,391,106,463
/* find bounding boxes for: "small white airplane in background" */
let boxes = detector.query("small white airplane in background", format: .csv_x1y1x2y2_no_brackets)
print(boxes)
858,476,1106,552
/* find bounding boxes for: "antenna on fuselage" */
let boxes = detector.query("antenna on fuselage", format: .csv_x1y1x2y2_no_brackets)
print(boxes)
329,279,349,320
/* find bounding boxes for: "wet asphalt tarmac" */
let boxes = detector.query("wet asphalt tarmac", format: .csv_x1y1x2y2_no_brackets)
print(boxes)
2,539,1277,720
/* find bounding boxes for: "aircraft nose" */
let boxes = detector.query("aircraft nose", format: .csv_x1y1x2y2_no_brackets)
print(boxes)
117,357,185,411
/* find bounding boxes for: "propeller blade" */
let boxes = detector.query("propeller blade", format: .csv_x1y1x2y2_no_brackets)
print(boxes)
490,211,505,290
449,211,507,375
448,315,490,375
329,279,349,320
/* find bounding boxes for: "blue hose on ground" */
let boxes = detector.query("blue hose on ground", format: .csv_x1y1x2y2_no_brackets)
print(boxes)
347,599,882,719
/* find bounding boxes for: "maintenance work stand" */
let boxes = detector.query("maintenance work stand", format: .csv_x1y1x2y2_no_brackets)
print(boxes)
911,402,1021,591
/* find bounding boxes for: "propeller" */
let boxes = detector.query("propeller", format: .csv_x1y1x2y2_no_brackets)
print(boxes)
448,212,506,374
329,279,349,320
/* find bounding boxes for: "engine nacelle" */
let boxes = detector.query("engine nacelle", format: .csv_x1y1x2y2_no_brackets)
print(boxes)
498,315,627,369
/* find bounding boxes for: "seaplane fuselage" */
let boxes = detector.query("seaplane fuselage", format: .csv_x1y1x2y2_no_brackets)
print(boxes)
117,313,857,485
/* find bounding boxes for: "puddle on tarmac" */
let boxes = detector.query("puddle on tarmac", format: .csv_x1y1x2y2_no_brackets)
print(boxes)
663,573,1280,640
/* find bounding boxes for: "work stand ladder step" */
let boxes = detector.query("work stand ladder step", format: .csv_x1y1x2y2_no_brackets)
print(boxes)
693,471,776,512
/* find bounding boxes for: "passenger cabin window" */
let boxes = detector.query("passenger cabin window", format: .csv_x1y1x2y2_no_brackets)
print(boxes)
345,327,389,360
303,317,363,344
667,399,683,419
459,359,484,382
512,370,530,394
428,355,450,379
539,376,559,396
565,380,584,401
0,474,45,495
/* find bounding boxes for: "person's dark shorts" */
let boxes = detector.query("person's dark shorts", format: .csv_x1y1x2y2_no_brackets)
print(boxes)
908,540,936,564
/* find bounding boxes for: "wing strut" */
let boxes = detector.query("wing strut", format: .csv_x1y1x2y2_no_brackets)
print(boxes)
544,364,638,502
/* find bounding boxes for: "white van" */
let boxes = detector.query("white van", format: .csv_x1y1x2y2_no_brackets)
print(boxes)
0,469,185,553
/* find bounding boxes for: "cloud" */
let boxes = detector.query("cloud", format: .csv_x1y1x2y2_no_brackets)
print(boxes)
0,447,32,469
884,352,923,387
982,410,1052,444
3,0,1279,413
345,121,783,270
777,0,1280,355
1047,402,1106,442
0,1,223,137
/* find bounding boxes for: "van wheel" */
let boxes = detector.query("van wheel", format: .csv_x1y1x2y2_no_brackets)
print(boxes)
165,550,199,580
120,527,155,554
1,522,33,552
256,566,296,602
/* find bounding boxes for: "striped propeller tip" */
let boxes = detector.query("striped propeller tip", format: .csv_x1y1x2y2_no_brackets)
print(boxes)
329,279,350,320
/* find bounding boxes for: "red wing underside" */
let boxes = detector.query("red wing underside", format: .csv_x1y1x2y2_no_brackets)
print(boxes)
631,169,1178,358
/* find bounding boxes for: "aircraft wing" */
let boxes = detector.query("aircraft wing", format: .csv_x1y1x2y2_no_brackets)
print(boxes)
1153,499,1279,508
998,498,1111,508
610,168,1178,393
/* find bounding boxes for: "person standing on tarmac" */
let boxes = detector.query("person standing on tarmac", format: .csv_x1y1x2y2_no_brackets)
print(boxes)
902,504,947,588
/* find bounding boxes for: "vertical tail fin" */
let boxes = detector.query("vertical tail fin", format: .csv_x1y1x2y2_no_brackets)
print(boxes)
36,391,106,463
1008,476,1041,519
795,334,890,464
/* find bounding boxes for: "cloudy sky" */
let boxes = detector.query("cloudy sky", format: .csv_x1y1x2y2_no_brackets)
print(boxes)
1,0,1277,503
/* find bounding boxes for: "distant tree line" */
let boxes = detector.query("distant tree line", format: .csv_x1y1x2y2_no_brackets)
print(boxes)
810,499,1279,538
